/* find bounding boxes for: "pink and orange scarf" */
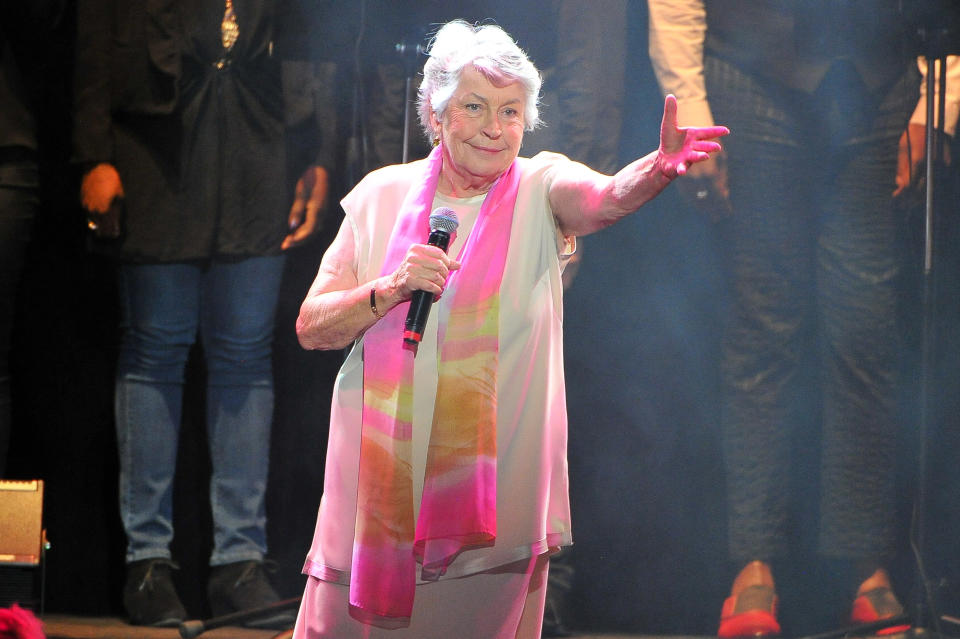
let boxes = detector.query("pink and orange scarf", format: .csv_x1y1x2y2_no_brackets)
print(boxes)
350,144,521,627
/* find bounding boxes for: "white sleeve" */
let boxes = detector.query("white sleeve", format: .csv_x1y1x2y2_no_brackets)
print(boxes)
910,55,960,137
647,0,714,127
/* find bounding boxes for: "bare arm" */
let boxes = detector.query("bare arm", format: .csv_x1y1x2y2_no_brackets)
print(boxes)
549,94,728,237
296,219,460,350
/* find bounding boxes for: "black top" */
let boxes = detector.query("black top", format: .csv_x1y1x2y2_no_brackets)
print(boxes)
73,0,338,262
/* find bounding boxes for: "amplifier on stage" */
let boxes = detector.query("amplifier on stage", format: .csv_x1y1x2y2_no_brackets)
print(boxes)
0,479,49,612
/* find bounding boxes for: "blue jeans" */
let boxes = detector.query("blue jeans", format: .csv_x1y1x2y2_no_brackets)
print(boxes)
116,256,285,565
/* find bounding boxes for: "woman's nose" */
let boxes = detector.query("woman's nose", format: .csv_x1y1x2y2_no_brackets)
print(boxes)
482,114,502,138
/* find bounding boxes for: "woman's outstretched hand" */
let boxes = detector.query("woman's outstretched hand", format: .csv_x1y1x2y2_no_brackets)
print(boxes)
657,94,729,178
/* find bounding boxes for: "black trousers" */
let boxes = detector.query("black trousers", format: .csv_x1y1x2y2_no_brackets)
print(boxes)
0,160,38,477
707,54,919,564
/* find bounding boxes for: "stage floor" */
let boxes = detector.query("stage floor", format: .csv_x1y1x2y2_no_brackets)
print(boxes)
38,614,669,639
40,615,281,639
36,616,946,639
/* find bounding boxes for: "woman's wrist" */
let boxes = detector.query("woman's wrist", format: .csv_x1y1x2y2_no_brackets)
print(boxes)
368,278,401,320
654,151,680,181
369,287,385,320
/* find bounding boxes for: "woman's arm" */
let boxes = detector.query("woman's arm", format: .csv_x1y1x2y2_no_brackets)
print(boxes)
296,219,460,350
549,94,728,237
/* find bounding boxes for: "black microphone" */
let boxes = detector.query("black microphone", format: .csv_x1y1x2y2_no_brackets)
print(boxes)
403,208,460,345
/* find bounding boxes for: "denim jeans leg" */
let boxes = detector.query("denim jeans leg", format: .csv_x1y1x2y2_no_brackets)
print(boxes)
116,263,201,562
200,255,285,566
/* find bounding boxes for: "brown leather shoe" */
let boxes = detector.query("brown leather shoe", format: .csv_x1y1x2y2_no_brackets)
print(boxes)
207,560,296,630
123,558,187,627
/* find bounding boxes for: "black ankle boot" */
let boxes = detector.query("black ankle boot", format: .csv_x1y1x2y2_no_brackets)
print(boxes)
123,558,187,627
207,560,296,629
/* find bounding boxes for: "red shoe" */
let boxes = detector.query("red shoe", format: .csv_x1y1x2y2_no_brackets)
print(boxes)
718,585,781,639
850,587,911,635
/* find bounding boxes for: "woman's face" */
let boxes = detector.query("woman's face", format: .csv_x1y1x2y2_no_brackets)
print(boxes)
431,65,526,196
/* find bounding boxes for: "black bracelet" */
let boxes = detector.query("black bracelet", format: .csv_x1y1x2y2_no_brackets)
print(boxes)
369,288,385,319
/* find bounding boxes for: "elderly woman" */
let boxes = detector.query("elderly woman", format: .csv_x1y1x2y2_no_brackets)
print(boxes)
292,19,728,639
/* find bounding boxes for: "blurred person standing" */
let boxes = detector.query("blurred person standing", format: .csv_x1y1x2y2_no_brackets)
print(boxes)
648,0,958,636
73,0,338,627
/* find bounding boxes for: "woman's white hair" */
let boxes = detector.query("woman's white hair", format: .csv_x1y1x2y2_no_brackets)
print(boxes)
417,20,542,142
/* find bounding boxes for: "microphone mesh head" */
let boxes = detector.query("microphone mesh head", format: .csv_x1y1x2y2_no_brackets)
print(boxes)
429,207,459,233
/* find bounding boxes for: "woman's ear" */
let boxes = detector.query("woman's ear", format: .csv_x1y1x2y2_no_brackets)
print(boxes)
429,110,442,141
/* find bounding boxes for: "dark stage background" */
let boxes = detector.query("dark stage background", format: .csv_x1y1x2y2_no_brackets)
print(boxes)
6,1,960,635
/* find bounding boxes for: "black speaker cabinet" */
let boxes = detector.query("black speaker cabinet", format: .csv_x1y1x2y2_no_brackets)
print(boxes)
0,479,46,611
